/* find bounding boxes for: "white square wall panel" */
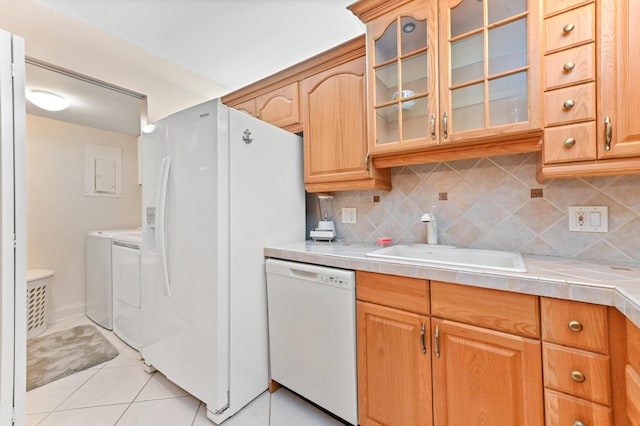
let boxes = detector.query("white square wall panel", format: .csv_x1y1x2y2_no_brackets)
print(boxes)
84,143,122,197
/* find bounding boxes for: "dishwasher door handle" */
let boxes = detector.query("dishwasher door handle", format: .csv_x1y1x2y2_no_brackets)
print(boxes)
288,269,319,281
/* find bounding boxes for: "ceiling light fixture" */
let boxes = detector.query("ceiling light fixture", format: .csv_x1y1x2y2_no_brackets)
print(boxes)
141,123,157,133
26,90,70,111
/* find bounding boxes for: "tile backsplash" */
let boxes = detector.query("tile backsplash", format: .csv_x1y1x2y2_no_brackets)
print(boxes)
317,153,640,263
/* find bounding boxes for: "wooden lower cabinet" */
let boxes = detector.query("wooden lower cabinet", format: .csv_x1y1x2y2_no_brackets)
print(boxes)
356,301,432,426
431,319,544,426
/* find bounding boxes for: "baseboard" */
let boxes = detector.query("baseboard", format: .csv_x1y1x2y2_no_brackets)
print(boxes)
48,302,86,324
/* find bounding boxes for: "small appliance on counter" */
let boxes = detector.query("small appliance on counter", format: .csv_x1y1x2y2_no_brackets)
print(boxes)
310,194,336,241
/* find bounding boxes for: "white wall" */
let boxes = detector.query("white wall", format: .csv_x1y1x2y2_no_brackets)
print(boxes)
26,114,141,323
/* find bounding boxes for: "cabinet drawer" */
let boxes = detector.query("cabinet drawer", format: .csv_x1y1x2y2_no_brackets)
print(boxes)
543,121,596,164
543,343,611,405
545,43,595,90
545,389,612,426
544,82,595,126
430,281,539,338
541,297,608,354
627,365,640,425
544,0,593,17
544,3,595,53
356,271,429,315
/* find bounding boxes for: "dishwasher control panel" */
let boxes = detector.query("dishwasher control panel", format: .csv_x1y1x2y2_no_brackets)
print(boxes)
318,273,354,289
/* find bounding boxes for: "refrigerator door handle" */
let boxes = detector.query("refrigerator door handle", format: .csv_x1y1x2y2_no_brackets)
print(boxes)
156,156,172,296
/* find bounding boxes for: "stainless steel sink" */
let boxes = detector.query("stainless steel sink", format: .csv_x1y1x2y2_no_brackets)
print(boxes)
366,244,527,273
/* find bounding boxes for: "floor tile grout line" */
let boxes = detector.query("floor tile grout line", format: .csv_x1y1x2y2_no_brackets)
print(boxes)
113,369,156,424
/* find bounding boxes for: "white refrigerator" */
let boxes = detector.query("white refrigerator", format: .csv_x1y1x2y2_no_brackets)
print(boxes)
140,99,305,424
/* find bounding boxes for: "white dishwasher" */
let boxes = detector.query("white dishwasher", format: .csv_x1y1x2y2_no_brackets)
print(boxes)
265,259,357,425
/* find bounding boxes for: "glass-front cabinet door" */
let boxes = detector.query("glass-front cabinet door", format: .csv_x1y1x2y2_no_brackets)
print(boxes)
439,0,540,143
367,1,438,155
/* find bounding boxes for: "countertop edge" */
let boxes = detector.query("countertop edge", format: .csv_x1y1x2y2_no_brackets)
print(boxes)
264,243,640,329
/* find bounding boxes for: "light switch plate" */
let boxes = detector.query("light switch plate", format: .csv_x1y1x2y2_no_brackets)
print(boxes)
342,208,357,224
568,206,608,232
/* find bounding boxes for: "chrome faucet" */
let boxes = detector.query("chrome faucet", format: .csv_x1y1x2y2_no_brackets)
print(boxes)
421,206,438,245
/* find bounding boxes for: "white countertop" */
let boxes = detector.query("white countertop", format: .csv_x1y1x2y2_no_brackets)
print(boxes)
264,241,640,328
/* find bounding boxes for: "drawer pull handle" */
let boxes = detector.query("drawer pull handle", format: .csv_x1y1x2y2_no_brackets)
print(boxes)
564,137,576,148
563,99,575,109
571,370,586,382
573,421,585,426
563,23,575,33
568,320,583,331
564,62,576,72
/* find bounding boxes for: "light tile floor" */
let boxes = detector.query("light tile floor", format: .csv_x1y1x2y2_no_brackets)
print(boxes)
27,316,346,426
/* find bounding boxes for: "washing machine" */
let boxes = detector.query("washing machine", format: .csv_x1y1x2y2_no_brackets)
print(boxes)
85,229,138,330
112,230,143,351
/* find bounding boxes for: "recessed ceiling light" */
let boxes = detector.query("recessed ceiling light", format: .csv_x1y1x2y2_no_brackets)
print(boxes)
26,90,70,111
402,22,416,33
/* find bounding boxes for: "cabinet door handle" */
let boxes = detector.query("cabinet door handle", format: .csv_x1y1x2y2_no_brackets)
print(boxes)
605,116,612,151
568,320,583,332
420,323,426,354
571,370,586,382
563,99,575,109
442,112,448,140
563,23,575,33
430,114,436,140
563,62,576,72
365,152,370,172
564,137,576,148
434,325,441,358
573,421,585,426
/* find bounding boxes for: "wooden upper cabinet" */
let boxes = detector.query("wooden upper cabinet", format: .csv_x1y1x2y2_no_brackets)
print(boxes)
364,1,439,156
439,0,541,144
539,0,640,179
431,319,544,425
349,0,543,167
598,0,640,160
302,57,370,185
255,82,300,129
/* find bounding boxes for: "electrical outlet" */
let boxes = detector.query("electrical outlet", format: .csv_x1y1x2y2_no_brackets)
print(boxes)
568,206,608,232
342,208,357,224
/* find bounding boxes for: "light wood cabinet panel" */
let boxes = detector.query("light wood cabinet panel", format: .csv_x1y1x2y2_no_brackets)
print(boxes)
541,297,608,354
255,82,300,128
431,319,544,426
544,121,597,163
626,365,640,425
544,3,595,54
356,271,429,315
545,388,613,426
544,82,596,126
231,98,256,118
597,0,640,159
357,301,432,426
628,319,640,373
302,56,390,191
430,281,540,338
543,342,612,405
544,0,592,17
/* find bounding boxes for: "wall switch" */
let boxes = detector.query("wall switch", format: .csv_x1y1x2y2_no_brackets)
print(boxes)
568,206,608,232
342,208,357,224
